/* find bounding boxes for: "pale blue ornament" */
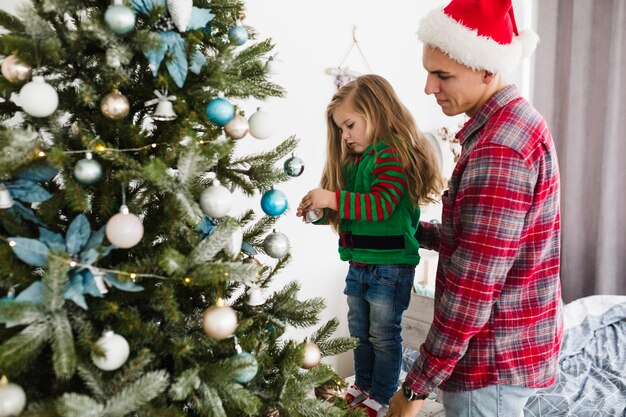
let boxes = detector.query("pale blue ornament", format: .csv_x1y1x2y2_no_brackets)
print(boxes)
232,351,258,384
228,24,248,46
206,95,235,126
105,0,137,35
74,153,102,185
283,155,305,177
260,188,288,217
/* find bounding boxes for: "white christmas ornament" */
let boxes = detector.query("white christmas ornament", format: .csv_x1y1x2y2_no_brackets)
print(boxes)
248,107,275,140
105,205,144,248
301,341,322,369
91,330,130,371
199,179,232,219
0,377,26,417
202,299,238,340
12,76,58,118
167,0,193,32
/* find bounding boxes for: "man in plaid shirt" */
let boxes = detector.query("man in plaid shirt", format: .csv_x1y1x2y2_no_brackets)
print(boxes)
387,1,563,417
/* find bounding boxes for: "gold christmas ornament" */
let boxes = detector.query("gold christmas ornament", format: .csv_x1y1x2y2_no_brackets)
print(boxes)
301,341,322,369
1,55,32,84
100,89,130,120
224,114,249,140
202,299,238,340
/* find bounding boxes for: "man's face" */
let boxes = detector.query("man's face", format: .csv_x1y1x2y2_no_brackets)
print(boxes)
422,45,488,117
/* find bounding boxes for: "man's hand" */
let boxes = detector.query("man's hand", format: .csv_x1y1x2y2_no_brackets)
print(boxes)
296,188,336,217
385,391,424,417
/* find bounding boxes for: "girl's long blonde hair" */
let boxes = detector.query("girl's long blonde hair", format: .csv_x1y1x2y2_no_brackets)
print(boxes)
321,74,444,231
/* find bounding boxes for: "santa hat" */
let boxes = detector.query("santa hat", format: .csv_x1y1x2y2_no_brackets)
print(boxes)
417,0,539,75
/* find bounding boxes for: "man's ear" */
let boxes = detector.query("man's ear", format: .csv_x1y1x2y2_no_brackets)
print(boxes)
483,71,496,84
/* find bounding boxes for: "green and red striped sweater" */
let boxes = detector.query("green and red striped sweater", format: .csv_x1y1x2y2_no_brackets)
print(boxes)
318,141,421,265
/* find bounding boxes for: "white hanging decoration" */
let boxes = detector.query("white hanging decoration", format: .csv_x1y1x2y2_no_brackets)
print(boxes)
167,0,193,32
12,76,59,118
105,205,144,249
199,179,232,219
144,90,177,121
91,269,109,295
0,376,26,417
224,226,243,258
246,283,266,306
248,107,275,140
91,330,130,371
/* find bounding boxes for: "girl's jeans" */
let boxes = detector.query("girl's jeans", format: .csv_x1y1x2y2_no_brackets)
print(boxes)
344,263,415,405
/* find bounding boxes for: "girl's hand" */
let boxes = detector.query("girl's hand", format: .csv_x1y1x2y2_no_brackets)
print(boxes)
296,188,336,217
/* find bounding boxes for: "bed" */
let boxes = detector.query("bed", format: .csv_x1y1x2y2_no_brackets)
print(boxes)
398,293,626,416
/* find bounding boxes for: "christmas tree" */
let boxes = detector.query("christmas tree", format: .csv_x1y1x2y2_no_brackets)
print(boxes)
0,1,357,416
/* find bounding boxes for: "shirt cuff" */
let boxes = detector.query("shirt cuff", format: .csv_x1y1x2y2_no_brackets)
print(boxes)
405,358,437,395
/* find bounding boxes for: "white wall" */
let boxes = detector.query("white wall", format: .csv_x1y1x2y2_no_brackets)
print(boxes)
2,0,534,377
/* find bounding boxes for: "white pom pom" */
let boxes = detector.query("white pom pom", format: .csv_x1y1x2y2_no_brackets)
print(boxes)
517,29,540,58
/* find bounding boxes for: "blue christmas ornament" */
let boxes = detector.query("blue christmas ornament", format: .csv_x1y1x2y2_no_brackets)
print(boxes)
232,351,258,384
228,24,248,46
206,96,235,126
260,188,288,217
104,1,137,35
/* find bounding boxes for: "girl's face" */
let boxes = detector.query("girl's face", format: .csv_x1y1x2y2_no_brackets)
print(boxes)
332,101,371,153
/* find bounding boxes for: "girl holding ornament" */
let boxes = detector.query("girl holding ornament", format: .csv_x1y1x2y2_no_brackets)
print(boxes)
296,74,442,417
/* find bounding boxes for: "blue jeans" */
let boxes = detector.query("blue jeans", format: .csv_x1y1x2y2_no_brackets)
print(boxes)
344,263,415,405
441,385,537,417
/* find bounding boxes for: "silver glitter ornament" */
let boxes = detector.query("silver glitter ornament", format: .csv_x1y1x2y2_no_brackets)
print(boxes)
301,341,322,369
202,299,238,340
1,55,32,84
263,229,290,259
224,114,249,140
100,89,130,120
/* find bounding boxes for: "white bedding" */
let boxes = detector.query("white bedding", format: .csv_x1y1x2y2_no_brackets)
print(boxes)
562,294,626,329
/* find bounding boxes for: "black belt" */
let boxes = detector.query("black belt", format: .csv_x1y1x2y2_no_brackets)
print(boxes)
339,232,405,250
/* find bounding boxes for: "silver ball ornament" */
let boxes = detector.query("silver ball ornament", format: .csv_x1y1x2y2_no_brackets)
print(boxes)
74,153,102,185
199,179,232,219
263,229,290,259
301,341,322,369
1,55,32,84
105,205,144,248
0,378,26,417
283,155,305,177
224,114,249,140
101,89,130,120
91,330,130,371
202,301,238,340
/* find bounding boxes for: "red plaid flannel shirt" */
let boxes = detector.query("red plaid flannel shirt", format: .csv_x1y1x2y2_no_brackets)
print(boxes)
405,85,563,393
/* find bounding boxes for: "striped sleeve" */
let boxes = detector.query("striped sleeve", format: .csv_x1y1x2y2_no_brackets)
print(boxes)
336,148,407,221
405,144,535,394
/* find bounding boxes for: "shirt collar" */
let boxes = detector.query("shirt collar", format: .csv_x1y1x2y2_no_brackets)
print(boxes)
456,85,521,145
